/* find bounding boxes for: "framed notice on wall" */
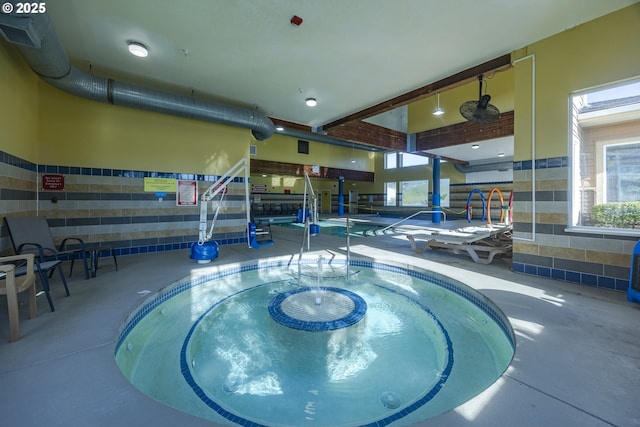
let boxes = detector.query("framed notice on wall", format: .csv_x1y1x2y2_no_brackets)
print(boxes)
42,174,65,191
177,180,198,206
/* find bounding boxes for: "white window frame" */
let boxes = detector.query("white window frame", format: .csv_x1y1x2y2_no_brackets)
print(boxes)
384,152,397,170
400,180,429,207
399,152,429,168
384,182,397,206
568,78,640,236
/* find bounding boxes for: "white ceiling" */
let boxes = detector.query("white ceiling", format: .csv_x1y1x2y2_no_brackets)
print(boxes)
35,0,638,164
426,136,514,163
45,0,636,127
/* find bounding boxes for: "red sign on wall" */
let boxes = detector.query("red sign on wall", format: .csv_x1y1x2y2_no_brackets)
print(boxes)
42,174,65,191
177,180,198,206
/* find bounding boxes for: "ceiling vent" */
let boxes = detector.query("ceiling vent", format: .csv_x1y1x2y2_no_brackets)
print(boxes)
0,17,41,48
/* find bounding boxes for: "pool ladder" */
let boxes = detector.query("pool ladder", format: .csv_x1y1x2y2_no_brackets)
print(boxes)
297,214,352,285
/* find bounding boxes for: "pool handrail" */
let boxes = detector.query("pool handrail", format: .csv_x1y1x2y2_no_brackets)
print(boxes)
298,172,320,284
380,210,447,232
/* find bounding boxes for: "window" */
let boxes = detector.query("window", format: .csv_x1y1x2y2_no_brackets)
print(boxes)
385,151,430,169
570,79,640,231
400,180,429,206
384,152,397,169
604,142,640,203
385,182,397,206
400,152,429,167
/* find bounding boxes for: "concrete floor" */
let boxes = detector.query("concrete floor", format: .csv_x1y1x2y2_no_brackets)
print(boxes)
1,220,639,427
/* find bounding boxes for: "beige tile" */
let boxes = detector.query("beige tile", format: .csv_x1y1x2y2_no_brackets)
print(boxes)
537,212,567,224
513,241,539,254
586,250,631,267
539,245,585,261
537,179,567,191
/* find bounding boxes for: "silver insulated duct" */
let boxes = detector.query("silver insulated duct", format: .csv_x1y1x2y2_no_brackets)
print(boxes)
276,127,387,152
453,158,513,173
0,10,275,141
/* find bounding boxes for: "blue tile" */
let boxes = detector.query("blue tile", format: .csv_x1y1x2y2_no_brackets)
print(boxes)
535,158,547,169
566,271,581,283
551,269,565,280
524,264,537,275
598,276,616,289
615,278,630,292
512,262,525,273
546,157,561,168
537,267,551,277
581,273,598,286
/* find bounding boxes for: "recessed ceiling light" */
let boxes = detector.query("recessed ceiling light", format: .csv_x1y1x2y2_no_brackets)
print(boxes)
472,144,479,149
305,98,317,107
128,41,149,58
275,125,285,131
498,152,505,157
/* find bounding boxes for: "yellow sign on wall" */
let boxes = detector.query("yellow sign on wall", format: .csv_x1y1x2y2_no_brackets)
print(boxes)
143,177,176,192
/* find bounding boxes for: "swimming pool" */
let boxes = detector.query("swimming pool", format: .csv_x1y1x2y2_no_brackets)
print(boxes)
276,219,393,237
115,258,515,427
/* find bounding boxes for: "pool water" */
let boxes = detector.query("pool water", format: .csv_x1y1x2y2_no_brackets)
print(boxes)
115,259,514,427
276,219,393,237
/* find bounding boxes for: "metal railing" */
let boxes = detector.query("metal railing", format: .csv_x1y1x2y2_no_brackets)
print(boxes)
380,210,447,233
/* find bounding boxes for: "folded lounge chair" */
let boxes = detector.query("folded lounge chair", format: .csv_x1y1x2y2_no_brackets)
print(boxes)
4,216,90,280
406,223,513,264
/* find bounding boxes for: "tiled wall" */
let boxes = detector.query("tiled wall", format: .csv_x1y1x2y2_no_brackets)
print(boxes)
0,151,249,258
511,156,635,291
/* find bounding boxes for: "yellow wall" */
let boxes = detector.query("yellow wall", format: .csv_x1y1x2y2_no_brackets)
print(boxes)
0,43,39,161
250,133,376,194
408,67,514,134
514,3,640,160
249,174,379,196
252,133,375,171
4,4,638,181
36,81,250,174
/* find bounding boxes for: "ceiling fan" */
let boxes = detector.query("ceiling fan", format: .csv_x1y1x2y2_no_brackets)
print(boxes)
459,74,500,124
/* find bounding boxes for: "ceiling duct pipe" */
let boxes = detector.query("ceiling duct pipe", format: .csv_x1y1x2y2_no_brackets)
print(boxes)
0,11,274,141
276,127,386,152
453,158,513,173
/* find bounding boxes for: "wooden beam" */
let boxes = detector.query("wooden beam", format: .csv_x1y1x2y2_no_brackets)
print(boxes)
327,121,406,151
324,54,512,129
415,111,514,150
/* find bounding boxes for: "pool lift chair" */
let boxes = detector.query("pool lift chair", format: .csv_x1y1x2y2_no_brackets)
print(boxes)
190,158,274,263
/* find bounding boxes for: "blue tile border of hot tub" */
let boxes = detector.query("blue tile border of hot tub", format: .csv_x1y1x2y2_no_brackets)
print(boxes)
115,258,515,357
178,266,454,427
115,258,515,427
268,287,368,331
